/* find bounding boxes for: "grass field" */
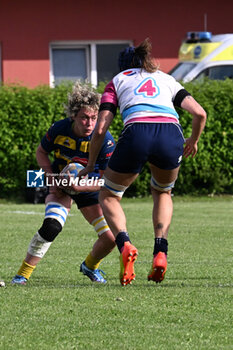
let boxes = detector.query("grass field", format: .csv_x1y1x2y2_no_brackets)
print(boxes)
0,196,232,350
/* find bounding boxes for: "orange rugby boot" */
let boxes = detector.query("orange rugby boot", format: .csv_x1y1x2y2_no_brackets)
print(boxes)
148,252,167,283
119,242,138,286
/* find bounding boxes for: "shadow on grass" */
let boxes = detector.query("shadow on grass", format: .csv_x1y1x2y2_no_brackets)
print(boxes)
8,274,232,290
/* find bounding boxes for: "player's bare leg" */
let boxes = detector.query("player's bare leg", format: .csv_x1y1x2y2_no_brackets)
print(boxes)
148,164,180,283
80,204,115,260
99,168,138,286
79,204,115,283
12,192,71,285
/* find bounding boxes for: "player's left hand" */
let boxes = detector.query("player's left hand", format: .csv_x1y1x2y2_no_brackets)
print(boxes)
183,137,198,158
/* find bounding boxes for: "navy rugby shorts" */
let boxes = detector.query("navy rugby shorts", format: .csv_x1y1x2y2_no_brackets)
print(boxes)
108,123,185,173
71,191,99,209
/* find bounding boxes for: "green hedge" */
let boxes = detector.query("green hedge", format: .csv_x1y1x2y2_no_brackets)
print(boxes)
0,83,70,197
0,79,233,198
175,79,233,195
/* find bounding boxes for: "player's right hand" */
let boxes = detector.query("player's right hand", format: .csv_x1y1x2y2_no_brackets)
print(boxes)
78,164,94,177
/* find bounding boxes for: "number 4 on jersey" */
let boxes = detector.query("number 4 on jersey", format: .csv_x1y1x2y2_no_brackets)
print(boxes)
134,78,160,98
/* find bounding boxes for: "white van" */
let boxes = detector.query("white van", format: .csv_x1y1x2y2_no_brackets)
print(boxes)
169,32,233,82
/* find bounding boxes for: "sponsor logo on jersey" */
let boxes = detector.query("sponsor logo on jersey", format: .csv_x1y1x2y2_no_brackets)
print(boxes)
45,132,51,142
71,156,88,166
107,140,114,148
54,135,76,150
106,152,113,158
123,70,136,76
80,141,90,153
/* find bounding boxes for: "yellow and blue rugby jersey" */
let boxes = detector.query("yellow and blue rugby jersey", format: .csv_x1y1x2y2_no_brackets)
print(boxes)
40,118,115,176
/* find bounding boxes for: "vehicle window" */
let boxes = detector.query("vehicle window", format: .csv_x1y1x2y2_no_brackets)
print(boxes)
169,62,196,81
195,70,207,81
196,65,233,81
208,65,233,80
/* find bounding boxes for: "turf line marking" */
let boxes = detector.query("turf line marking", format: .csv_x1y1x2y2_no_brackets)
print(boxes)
5,210,73,216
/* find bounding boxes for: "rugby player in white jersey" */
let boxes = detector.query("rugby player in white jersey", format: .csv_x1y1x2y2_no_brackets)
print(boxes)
80,38,207,286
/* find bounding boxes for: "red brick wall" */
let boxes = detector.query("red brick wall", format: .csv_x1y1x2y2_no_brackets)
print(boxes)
0,0,232,87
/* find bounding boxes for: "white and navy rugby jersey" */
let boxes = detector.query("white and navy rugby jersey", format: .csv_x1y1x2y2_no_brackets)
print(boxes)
101,68,185,126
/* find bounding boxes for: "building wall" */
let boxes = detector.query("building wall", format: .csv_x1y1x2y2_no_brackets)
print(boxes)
0,0,233,87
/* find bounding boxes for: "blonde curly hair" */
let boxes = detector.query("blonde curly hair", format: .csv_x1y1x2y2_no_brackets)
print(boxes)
65,81,101,119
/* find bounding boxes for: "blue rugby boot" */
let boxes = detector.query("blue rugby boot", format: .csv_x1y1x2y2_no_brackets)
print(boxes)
12,275,28,285
80,262,107,284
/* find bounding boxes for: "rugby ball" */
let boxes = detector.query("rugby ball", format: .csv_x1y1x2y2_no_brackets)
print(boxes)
60,162,87,195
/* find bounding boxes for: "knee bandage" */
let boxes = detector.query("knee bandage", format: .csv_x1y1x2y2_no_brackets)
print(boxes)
38,218,63,241
103,176,128,198
27,231,52,258
27,202,68,258
92,216,109,236
45,202,68,227
151,176,175,192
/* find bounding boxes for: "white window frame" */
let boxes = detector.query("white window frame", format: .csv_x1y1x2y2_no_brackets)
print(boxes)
49,43,90,87
49,40,132,87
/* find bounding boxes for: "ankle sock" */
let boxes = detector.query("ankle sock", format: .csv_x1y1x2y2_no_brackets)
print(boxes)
17,260,36,280
115,231,131,253
153,237,168,256
85,252,102,270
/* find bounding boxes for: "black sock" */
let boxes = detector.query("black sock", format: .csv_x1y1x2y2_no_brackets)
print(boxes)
115,231,131,253
153,237,168,255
